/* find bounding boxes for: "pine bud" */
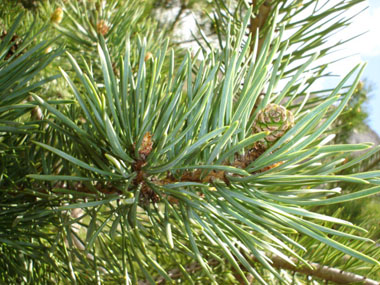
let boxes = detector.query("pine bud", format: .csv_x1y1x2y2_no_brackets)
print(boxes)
51,7,63,24
252,103,294,149
31,106,43,121
355,81,364,93
357,81,364,90
44,46,52,54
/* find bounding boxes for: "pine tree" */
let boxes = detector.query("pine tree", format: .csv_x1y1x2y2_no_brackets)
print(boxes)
1,0,380,284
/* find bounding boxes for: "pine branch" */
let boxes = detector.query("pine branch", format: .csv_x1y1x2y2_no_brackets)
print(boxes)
140,255,380,284
249,0,272,53
267,255,380,284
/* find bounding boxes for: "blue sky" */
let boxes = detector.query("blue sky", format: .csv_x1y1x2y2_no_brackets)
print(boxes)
328,0,380,135
362,0,380,135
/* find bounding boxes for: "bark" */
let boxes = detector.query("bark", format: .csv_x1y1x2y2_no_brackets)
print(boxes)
249,0,272,54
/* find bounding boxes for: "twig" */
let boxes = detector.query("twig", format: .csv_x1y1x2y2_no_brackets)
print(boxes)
66,208,108,274
172,33,215,45
138,260,219,285
168,1,187,33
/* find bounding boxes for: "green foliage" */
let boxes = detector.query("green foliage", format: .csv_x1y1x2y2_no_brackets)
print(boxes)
333,80,370,143
1,0,380,284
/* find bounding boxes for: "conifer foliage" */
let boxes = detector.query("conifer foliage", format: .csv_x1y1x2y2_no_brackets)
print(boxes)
1,0,380,284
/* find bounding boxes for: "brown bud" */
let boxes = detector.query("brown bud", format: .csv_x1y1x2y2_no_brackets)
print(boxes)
261,161,284,172
144,52,153,62
96,20,109,36
167,195,179,204
139,132,153,158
